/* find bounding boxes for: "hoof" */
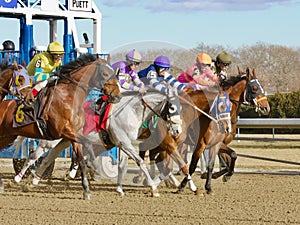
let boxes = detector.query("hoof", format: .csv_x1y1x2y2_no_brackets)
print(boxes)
132,175,143,184
116,186,124,197
150,188,160,197
83,192,92,200
206,190,214,195
200,172,207,179
172,188,184,194
223,175,231,182
7,180,18,188
22,184,34,192
194,188,202,196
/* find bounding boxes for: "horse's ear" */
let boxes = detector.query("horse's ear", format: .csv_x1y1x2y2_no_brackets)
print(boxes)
13,61,18,70
246,67,251,80
237,66,241,75
252,68,257,78
21,61,27,68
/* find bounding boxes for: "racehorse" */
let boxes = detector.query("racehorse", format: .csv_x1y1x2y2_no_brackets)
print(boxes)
0,61,33,101
133,85,233,191
178,67,270,194
0,54,120,197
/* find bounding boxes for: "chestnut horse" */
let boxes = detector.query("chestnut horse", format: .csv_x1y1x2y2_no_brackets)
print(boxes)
134,85,232,194
178,67,270,194
0,54,120,197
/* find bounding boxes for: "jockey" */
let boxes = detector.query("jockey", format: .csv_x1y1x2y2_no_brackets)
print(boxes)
112,49,146,94
138,55,186,137
212,51,232,81
27,41,64,97
178,53,218,88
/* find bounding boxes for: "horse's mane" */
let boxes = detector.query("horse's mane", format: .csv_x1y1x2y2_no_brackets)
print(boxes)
60,54,97,74
222,74,247,89
0,61,10,72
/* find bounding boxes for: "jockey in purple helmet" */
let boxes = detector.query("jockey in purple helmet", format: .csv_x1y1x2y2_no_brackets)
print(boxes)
112,49,146,94
138,55,186,137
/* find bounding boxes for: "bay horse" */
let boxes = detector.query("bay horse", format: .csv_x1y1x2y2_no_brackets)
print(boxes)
0,61,33,101
178,67,270,194
0,54,120,197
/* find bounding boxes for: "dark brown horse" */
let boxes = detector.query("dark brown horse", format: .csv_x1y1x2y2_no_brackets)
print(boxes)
0,54,120,197
0,61,33,101
178,67,270,194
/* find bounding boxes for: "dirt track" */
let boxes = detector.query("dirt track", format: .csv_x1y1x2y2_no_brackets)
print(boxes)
0,135,300,225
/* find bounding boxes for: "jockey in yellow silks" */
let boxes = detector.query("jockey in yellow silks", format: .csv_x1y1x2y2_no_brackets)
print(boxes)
27,41,64,97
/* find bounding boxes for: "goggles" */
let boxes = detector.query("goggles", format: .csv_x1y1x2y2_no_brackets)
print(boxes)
220,62,230,67
200,63,211,67
159,67,169,73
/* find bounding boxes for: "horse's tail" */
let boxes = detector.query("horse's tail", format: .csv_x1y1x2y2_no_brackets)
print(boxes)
12,136,26,158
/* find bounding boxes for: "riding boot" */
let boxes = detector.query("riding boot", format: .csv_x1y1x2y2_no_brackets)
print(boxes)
22,98,35,111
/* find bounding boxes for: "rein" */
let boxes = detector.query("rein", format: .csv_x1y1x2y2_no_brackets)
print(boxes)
141,97,163,118
179,95,218,123
0,86,25,100
59,73,100,93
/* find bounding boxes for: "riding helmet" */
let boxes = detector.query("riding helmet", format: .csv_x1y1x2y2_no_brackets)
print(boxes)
2,40,15,51
154,56,170,68
216,51,231,64
47,41,65,55
197,53,212,65
126,49,142,63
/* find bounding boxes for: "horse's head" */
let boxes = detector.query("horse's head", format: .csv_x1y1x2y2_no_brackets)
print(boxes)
94,58,120,100
11,61,33,100
237,67,270,116
0,61,33,101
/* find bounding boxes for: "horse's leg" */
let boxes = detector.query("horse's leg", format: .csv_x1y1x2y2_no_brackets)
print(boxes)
178,141,205,191
32,139,71,185
67,151,79,179
116,150,128,196
119,143,159,197
74,142,93,200
132,149,146,184
0,173,4,193
14,142,47,183
219,146,237,182
205,139,224,194
154,151,180,188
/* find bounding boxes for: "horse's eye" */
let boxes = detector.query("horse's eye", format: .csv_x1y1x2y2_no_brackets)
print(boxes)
252,86,258,93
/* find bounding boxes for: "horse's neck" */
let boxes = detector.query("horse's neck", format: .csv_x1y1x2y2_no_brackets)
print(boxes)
229,80,247,119
0,68,13,98
114,93,165,121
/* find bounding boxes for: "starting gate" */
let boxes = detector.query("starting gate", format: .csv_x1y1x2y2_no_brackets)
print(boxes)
0,0,118,172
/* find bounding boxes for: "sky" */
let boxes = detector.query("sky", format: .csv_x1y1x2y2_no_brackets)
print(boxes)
0,0,299,53
96,0,300,52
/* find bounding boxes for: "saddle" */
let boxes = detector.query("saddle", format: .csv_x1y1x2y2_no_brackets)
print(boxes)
13,86,53,139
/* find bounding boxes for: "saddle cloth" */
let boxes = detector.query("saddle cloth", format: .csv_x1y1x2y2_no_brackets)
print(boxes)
83,101,112,135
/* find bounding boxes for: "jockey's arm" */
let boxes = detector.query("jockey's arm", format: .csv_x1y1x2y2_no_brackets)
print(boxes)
163,72,186,92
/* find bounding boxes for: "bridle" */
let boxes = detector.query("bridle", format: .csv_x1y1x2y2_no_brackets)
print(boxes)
229,73,267,115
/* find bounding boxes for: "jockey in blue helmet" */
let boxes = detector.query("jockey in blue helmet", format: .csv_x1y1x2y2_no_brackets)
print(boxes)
138,55,186,137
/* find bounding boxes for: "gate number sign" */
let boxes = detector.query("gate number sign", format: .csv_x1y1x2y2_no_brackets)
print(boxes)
69,0,92,12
